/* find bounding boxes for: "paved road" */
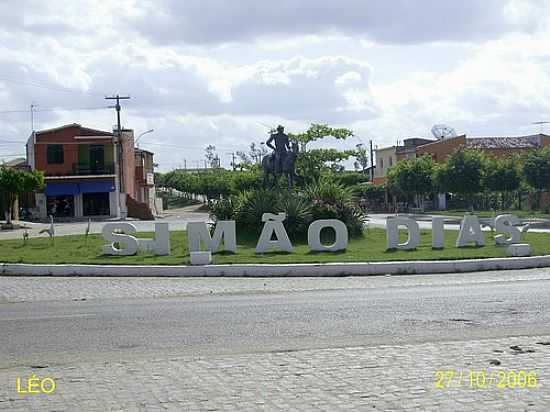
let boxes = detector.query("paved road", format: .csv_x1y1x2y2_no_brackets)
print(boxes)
2,272,550,369
3,268,550,303
2,272,550,410
4,211,550,241
0,207,210,240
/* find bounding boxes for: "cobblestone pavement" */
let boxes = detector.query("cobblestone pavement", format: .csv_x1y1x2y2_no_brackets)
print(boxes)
0,335,549,411
2,268,550,303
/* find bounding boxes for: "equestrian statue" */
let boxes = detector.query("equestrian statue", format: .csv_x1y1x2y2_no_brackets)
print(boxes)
261,125,300,189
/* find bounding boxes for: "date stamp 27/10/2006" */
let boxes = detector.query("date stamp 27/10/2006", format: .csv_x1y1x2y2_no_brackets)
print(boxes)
435,369,540,389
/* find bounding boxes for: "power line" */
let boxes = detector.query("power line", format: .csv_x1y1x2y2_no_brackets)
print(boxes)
0,106,110,115
0,76,106,97
141,141,238,151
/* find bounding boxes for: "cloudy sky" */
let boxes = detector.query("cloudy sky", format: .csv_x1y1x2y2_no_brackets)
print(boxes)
1,0,550,170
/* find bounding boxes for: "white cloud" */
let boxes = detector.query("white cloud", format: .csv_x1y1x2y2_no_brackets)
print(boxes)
1,1,550,170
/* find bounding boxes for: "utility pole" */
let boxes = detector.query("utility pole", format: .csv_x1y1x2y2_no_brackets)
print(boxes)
183,159,187,170
105,94,130,219
30,103,36,132
228,152,236,170
369,139,374,182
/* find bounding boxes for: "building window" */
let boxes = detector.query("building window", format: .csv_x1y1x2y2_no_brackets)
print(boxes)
379,158,384,170
389,157,393,167
47,144,64,164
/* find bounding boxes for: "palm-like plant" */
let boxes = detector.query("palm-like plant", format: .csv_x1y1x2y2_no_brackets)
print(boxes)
278,193,313,237
236,189,279,229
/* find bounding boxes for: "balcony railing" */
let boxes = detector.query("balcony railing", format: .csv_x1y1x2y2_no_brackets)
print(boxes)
72,162,115,176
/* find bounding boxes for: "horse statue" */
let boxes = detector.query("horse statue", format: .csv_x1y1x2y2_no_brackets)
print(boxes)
261,140,301,189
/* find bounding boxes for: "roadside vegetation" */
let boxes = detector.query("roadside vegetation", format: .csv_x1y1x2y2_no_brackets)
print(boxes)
386,147,550,214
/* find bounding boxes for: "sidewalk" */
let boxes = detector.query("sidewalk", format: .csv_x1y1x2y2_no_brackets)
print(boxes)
1,335,549,411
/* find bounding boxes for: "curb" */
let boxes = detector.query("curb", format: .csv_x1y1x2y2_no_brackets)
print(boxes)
3,255,550,277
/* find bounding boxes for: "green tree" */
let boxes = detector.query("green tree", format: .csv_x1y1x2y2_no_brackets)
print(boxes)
290,123,353,150
204,145,219,168
523,147,550,209
435,149,488,209
0,167,44,225
483,156,521,209
295,148,355,184
354,144,370,174
387,155,435,209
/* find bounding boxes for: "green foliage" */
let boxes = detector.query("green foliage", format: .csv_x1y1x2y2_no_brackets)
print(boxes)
209,180,365,239
387,155,435,198
277,193,314,237
356,184,386,210
234,189,279,229
5,229,550,265
523,147,550,191
296,148,355,184
289,123,353,146
304,179,365,236
230,170,263,193
484,156,521,193
162,169,263,201
354,144,370,173
205,144,220,168
154,172,166,188
0,167,44,224
332,171,371,187
435,149,488,196
209,198,236,221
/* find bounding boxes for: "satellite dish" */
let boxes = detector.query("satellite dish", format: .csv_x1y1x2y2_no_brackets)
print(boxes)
431,124,457,140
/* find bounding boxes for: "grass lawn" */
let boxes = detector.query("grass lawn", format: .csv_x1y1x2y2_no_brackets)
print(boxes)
1,228,549,265
429,210,550,219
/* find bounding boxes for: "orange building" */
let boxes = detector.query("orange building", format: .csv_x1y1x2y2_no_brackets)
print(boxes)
26,123,156,220
416,133,550,162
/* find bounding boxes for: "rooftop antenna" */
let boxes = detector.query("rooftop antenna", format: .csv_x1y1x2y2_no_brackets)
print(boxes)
532,121,550,134
431,124,457,140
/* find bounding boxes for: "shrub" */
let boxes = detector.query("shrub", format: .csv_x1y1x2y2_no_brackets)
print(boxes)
209,180,366,240
278,193,313,237
209,198,236,221
304,179,365,237
235,189,279,230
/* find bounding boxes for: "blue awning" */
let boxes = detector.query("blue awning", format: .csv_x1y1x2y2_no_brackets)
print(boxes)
44,183,80,196
79,181,115,194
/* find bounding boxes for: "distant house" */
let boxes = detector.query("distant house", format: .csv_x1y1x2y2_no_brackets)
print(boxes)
135,148,160,215
1,157,29,170
416,133,550,162
26,123,158,220
373,137,435,184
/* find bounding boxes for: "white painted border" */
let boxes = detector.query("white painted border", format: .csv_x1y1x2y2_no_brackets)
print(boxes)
3,255,550,277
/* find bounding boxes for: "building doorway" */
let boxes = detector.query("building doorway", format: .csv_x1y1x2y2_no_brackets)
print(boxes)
83,192,110,216
89,145,105,174
47,195,74,218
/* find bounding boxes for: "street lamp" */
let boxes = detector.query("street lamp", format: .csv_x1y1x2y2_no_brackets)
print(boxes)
135,129,154,148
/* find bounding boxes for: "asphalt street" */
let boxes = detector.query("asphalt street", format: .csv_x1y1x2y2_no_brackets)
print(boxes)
2,273,550,369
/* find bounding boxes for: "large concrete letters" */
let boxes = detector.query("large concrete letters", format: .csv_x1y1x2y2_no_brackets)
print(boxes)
307,219,348,252
102,223,139,256
494,214,521,245
256,213,293,253
456,215,485,247
386,217,420,250
187,221,236,253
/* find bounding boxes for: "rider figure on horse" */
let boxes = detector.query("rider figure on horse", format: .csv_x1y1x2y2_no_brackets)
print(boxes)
265,125,290,175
